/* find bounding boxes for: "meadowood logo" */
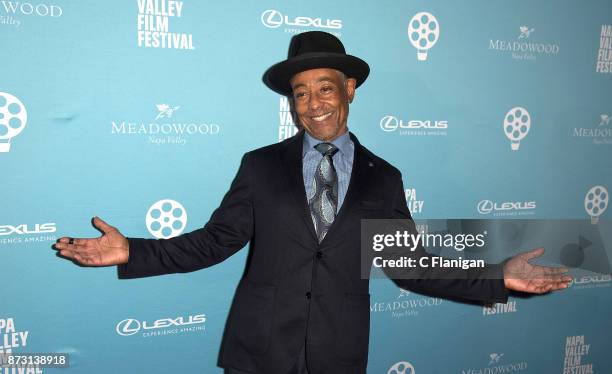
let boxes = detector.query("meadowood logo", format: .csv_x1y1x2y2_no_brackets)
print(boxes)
111,104,220,145
572,113,612,145
462,353,527,374
0,1,63,28
371,290,443,319
489,25,559,60
155,103,180,120
489,353,503,364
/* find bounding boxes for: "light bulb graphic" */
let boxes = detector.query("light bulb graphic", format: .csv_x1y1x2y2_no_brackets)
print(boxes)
0,92,27,153
407,12,439,61
146,199,188,239
584,186,608,224
503,106,531,151
388,361,415,374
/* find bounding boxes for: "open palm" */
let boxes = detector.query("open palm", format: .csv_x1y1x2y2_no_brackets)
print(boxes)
503,247,572,293
54,217,129,266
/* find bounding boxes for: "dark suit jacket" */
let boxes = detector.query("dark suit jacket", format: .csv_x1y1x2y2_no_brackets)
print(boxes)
118,130,508,374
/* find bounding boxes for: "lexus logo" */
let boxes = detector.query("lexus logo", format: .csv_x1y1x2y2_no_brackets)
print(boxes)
116,319,141,336
261,9,283,28
0,223,56,236
379,115,448,132
477,199,536,215
477,200,494,214
260,9,342,30
380,115,399,131
115,314,206,337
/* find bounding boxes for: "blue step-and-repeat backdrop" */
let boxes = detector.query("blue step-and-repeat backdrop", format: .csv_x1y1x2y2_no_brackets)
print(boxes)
2,0,611,373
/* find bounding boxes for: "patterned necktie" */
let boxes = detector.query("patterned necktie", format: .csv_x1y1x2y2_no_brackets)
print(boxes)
308,142,339,242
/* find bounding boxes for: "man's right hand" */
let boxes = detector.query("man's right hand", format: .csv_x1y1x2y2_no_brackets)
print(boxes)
54,217,129,266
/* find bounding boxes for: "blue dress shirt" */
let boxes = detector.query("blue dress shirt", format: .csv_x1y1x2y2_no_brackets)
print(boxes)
302,131,354,210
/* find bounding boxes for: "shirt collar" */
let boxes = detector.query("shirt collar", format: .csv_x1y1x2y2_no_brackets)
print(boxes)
302,130,352,157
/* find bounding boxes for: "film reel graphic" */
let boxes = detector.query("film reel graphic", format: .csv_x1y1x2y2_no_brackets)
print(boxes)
388,361,415,374
584,186,608,224
146,199,188,239
407,12,439,61
503,106,531,151
0,92,28,153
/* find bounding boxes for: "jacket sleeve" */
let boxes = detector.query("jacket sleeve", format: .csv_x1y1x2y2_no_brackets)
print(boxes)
382,172,509,304
117,153,254,279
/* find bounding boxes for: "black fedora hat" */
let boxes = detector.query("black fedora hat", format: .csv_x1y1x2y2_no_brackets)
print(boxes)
263,31,370,96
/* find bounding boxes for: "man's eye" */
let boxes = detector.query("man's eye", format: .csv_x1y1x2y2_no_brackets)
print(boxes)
321,86,333,93
294,92,307,99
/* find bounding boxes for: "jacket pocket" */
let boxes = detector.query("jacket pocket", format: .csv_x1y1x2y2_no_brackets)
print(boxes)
228,281,276,355
336,293,371,365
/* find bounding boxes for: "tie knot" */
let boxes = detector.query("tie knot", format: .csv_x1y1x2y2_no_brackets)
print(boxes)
314,142,339,157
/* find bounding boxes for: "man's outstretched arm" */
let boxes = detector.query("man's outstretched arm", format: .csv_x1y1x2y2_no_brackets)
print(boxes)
382,172,571,303
54,153,254,279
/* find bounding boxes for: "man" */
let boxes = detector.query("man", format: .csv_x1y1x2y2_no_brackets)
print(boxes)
54,31,571,374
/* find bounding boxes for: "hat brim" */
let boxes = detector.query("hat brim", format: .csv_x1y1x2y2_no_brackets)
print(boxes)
263,52,370,96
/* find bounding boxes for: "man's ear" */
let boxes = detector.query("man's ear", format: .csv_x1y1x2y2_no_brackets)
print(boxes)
345,78,357,103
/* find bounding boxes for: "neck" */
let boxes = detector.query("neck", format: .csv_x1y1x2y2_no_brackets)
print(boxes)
305,128,348,142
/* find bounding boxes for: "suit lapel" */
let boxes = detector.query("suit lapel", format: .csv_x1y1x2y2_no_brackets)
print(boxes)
281,130,318,242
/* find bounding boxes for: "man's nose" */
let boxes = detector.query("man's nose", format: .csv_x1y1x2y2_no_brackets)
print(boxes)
308,92,322,111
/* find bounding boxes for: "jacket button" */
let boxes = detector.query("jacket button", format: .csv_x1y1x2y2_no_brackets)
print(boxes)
306,292,311,299
316,251,323,259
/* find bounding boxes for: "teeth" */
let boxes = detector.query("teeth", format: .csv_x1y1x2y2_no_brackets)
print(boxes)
312,112,332,122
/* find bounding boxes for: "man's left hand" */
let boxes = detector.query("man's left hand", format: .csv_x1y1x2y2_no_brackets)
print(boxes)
503,247,572,293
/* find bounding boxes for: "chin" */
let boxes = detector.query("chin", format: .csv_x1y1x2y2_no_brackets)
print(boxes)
306,125,342,141
312,131,336,141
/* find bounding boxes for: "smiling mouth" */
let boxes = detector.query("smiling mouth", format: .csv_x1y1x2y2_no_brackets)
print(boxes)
310,112,333,122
